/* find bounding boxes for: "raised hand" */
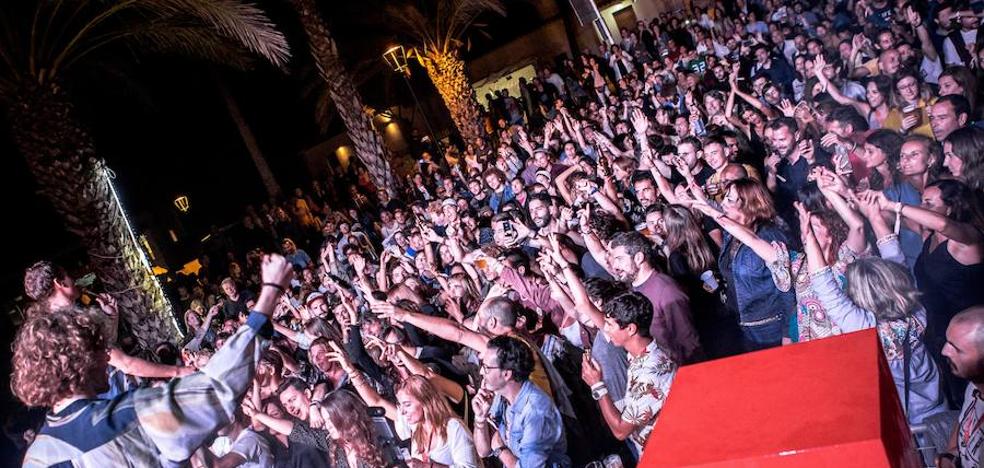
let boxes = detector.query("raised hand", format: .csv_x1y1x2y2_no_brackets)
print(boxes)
691,201,724,219
95,293,117,317
630,107,650,134
472,388,493,423
261,254,294,291
816,166,850,195
779,99,796,118
905,5,922,27
326,340,356,374
371,301,409,322
856,190,885,219
794,201,814,242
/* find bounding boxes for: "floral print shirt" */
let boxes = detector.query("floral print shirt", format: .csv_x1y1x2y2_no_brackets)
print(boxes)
620,340,678,452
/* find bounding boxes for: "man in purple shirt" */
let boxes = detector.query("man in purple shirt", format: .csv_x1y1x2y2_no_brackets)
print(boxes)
608,231,702,364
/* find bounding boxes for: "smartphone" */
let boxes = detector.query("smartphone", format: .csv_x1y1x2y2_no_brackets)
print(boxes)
502,220,516,239
367,407,410,467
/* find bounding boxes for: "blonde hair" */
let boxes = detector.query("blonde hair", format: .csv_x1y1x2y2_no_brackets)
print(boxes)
397,375,457,452
845,257,921,321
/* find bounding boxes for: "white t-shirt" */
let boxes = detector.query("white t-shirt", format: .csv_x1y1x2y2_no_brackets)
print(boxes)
230,429,275,468
210,429,275,468
944,29,979,65
395,415,482,468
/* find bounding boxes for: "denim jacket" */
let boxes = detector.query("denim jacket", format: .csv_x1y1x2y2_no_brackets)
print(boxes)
499,381,571,468
488,186,515,213
720,222,796,328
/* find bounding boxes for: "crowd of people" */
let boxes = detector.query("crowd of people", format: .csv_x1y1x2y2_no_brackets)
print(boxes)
10,0,984,466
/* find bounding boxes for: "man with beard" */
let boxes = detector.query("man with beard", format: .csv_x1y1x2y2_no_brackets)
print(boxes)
526,192,582,245
765,117,828,231
938,306,984,468
605,231,701,364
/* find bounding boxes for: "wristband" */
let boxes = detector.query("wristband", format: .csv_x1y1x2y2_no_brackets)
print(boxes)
262,283,285,293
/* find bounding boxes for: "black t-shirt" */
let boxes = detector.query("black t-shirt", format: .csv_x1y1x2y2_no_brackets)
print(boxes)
221,288,256,321
669,164,715,188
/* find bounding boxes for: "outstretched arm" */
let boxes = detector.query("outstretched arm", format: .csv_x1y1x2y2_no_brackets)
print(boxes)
373,302,489,354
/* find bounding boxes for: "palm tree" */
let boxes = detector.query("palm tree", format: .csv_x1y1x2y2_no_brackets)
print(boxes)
0,1,290,347
389,0,505,144
288,0,396,194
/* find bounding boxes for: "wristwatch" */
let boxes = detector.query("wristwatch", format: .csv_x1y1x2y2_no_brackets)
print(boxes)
591,383,609,401
490,447,505,459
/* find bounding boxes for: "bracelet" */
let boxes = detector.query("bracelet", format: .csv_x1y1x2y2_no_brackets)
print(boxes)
262,283,285,293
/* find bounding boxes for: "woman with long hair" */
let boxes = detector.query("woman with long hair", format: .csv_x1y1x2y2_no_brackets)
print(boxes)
943,126,984,193
814,55,901,131
803,194,946,425
334,346,481,468
317,390,387,468
662,204,742,357
875,179,984,406
692,178,796,351
183,301,219,352
776,176,868,343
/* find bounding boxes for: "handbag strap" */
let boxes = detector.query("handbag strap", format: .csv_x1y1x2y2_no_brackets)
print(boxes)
903,317,913,416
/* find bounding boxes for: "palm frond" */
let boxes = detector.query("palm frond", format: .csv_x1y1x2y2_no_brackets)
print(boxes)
123,24,257,71
387,0,505,56
445,0,505,52
142,0,291,69
384,3,434,50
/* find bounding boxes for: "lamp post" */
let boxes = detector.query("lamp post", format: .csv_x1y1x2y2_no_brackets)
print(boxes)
382,45,444,167
173,195,190,213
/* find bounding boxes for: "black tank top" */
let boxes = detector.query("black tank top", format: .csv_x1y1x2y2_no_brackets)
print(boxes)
914,237,984,339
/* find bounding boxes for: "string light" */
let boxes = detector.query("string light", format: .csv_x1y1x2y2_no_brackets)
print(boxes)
100,161,184,339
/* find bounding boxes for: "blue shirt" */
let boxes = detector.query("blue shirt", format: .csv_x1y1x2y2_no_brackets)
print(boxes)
488,186,516,213
499,381,570,468
883,181,923,271
286,249,312,270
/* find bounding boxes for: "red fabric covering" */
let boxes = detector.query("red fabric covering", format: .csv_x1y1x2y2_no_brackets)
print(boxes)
640,329,921,468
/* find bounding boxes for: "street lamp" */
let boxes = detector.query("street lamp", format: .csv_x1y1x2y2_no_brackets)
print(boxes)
382,45,409,74
382,45,443,167
174,195,190,213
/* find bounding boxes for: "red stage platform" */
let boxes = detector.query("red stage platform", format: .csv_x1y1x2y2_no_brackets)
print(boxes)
639,329,921,467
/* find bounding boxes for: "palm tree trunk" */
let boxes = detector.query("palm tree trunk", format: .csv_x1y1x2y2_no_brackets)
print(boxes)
8,81,182,348
419,50,484,144
289,0,396,195
215,75,282,200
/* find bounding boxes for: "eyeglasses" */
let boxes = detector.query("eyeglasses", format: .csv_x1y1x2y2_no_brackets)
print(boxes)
480,362,500,372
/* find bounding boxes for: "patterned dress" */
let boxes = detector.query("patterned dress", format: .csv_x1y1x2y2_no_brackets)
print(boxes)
784,244,865,342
